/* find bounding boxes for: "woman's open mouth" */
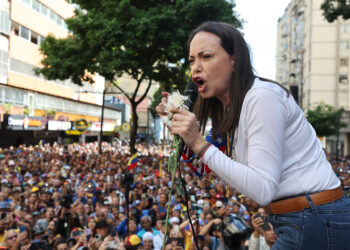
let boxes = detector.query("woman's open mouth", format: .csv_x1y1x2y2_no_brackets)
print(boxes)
192,77,205,90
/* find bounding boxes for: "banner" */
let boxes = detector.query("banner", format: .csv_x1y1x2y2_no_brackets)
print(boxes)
3,115,44,130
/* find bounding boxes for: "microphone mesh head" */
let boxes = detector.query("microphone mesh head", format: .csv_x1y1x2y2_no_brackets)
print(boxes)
184,81,198,111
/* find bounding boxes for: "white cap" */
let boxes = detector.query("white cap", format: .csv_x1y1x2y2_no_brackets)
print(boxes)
215,201,224,207
169,217,180,224
142,232,153,241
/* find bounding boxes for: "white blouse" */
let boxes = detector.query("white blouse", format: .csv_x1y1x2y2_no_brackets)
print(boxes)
202,78,340,205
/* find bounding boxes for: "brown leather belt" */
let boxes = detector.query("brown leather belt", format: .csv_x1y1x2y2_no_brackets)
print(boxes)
263,186,344,215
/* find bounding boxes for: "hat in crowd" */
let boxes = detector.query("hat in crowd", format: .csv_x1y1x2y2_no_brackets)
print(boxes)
95,220,108,229
41,189,50,194
126,235,141,246
197,199,204,207
32,211,41,216
174,204,182,211
161,220,169,226
215,201,224,208
196,190,203,197
8,160,15,166
24,172,32,178
142,232,153,241
215,194,223,199
104,197,112,205
31,187,39,193
67,238,77,247
35,219,48,231
238,194,245,199
0,201,9,210
133,200,141,206
71,227,83,237
33,223,45,235
169,217,179,225
5,182,12,188
1,179,8,184
12,187,21,193
243,214,251,221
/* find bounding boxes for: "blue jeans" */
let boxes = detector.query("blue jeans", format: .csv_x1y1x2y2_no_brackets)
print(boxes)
268,194,350,250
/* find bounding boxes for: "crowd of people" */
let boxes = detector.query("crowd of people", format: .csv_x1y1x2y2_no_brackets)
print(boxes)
0,140,347,250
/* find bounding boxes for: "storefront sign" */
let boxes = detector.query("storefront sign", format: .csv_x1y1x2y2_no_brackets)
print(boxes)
73,119,89,132
90,122,116,132
3,115,43,130
65,130,82,135
48,120,71,131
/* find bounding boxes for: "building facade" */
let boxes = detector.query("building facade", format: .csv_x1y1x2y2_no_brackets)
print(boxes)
276,0,350,155
0,0,122,146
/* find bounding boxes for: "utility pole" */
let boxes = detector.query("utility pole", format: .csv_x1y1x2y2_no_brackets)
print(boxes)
99,89,106,154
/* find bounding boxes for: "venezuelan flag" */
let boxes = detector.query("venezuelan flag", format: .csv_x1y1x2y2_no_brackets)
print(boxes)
127,153,138,170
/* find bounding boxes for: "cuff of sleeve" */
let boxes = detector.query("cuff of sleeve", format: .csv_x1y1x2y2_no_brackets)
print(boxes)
201,145,217,166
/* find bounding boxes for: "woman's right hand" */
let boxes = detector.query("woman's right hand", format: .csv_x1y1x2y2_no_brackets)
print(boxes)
155,92,169,117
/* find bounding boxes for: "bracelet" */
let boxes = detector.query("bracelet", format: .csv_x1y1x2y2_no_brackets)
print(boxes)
192,142,211,166
197,142,212,158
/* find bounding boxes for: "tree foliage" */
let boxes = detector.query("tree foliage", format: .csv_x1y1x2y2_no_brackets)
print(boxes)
149,87,163,120
306,103,346,137
35,0,242,153
321,0,350,22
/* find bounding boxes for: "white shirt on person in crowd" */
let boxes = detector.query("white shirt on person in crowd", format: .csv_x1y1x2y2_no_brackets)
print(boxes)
202,78,340,205
249,234,270,250
153,231,164,250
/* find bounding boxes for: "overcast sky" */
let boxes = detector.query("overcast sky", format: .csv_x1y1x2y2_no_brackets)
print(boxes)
235,0,291,80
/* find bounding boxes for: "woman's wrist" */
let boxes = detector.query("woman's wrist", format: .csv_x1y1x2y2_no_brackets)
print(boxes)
191,138,209,155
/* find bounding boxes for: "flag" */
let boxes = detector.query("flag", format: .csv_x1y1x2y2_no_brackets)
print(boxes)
182,129,227,177
127,153,138,170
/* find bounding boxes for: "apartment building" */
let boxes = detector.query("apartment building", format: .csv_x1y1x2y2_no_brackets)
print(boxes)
0,0,123,146
276,0,350,154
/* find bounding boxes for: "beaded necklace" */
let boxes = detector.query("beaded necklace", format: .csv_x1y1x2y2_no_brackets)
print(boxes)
226,132,234,157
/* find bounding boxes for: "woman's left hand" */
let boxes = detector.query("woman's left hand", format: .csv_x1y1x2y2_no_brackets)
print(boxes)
168,106,207,154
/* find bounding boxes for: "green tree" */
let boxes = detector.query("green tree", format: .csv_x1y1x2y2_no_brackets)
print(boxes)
149,87,163,120
35,0,242,153
321,0,350,22
306,103,346,137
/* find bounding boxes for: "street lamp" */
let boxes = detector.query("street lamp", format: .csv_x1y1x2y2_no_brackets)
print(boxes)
336,108,345,162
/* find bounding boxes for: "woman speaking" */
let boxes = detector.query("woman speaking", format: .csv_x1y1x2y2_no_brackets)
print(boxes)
156,21,350,249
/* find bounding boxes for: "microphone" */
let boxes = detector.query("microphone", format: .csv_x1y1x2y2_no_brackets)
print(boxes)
177,81,198,161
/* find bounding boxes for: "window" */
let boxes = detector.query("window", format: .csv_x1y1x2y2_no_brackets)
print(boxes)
56,16,63,26
0,50,9,80
340,58,348,67
32,0,40,12
11,22,19,35
38,35,45,45
341,24,350,33
63,21,68,31
30,31,39,44
50,10,57,22
22,0,30,6
40,4,48,17
0,10,10,35
11,22,45,46
340,41,349,51
339,75,348,84
20,26,30,40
